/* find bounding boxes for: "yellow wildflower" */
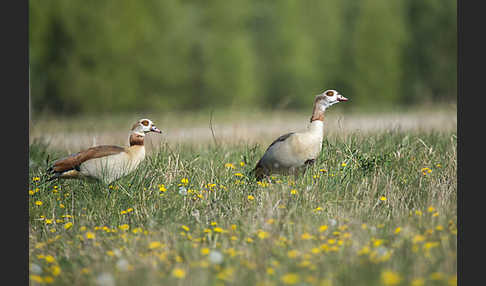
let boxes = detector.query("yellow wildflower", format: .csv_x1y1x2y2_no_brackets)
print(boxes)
149,241,163,249
381,270,402,286
290,189,298,195
50,265,61,276
85,232,96,240
119,224,130,231
181,225,190,232
224,163,236,169
301,233,314,240
180,178,189,185
213,227,224,233
257,230,269,240
172,268,186,279
247,195,255,201
380,196,387,201
200,248,210,255
281,273,300,285
30,275,43,283
35,201,43,206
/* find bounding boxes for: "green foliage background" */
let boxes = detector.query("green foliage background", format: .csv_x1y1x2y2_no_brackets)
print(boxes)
30,0,456,115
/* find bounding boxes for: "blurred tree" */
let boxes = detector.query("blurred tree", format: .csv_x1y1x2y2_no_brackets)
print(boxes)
348,0,408,108
29,0,456,115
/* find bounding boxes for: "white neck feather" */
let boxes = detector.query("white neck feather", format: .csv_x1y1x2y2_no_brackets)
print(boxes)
308,120,324,136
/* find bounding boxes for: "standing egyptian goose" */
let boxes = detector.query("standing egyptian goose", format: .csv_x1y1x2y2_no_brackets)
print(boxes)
46,118,162,184
252,90,348,179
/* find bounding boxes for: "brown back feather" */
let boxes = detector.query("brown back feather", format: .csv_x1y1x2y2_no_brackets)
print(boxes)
50,145,125,173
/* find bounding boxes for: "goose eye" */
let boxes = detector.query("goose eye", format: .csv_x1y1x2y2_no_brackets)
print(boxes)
326,91,334,97
141,120,149,126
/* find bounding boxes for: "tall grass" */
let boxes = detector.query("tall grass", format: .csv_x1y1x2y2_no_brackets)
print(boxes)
29,130,456,286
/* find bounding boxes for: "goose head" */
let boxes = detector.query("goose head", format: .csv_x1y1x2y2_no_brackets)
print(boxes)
315,89,348,111
131,119,162,135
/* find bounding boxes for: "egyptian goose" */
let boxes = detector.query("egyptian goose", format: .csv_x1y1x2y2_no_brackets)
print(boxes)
252,90,348,179
46,118,162,184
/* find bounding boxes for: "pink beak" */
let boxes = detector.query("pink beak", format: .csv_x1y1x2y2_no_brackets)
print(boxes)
150,126,162,133
338,95,349,102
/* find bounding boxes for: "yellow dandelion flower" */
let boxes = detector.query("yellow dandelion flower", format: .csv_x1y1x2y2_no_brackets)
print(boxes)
266,267,275,275
427,206,435,213
30,275,43,283
358,246,370,255
44,255,56,263
281,273,300,285
213,227,224,233
246,237,254,243
119,224,129,231
64,222,73,230
247,195,255,201
381,270,401,286
257,230,269,240
180,178,189,185
35,201,43,206
50,265,61,276
240,161,245,167
290,189,298,195
234,173,244,177
85,232,96,240
200,248,210,255
224,163,236,169
172,268,186,279
380,196,387,201
149,241,163,249
181,225,190,232
301,233,314,240
32,177,41,182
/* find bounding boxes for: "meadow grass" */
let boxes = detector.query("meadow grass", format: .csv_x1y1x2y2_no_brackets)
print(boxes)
29,127,457,286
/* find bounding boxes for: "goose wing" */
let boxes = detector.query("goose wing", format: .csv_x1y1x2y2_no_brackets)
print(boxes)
47,145,126,176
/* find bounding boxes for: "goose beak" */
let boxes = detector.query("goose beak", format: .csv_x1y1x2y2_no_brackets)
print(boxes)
150,126,162,133
338,95,349,102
